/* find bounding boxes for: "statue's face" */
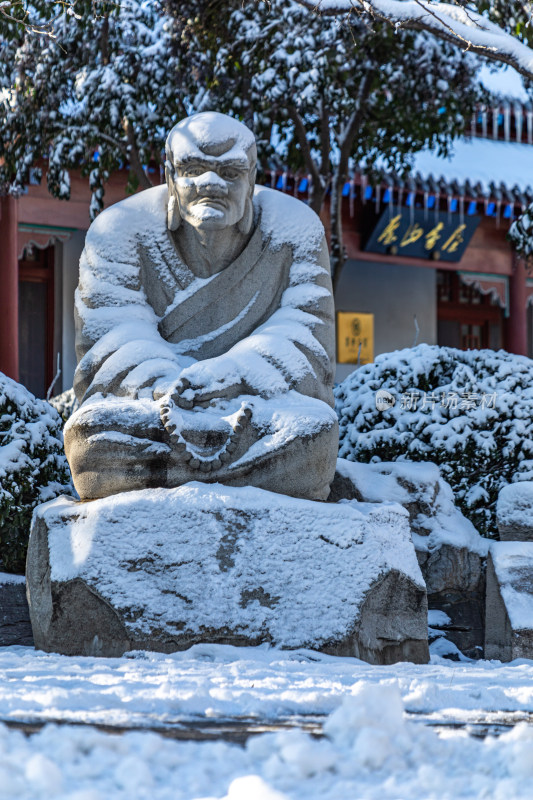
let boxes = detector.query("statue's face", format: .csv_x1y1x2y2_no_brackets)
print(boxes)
166,113,257,234
173,156,252,231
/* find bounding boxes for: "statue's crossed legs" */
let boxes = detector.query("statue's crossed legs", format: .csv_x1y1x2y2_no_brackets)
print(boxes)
64,392,338,502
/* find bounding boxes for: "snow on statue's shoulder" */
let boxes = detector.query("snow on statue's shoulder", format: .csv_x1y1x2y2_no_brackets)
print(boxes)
85,185,168,257
255,185,325,257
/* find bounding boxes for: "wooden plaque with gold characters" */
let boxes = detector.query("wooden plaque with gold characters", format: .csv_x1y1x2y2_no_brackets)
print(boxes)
336,312,374,365
364,208,480,262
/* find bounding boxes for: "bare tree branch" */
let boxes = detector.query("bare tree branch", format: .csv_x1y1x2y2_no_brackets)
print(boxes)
286,105,327,213
292,0,533,81
0,1,114,37
319,101,330,182
286,104,322,189
57,124,128,155
330,69,375,291
58,120,154,190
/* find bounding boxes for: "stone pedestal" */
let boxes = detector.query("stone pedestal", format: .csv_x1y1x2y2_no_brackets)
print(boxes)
485,543,533,661
26,482,429,664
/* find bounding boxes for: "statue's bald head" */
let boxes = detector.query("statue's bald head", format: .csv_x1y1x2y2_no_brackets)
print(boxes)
166,112,257,170
165,113,257,235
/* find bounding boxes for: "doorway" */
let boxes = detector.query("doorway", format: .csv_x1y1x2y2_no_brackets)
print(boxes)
437,270,503,350
18,245,55,398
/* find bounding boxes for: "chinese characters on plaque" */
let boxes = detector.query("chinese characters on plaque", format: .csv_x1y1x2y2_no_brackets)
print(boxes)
364,208,480,262
337,311,374,365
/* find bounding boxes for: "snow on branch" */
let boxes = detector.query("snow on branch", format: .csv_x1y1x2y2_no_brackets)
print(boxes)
0,1,83,37
292,1,533,81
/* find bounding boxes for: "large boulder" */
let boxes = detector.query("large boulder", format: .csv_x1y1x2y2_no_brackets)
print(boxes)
26,483,428,665
497,482,533,542
485,542,533,661
331,459,489,658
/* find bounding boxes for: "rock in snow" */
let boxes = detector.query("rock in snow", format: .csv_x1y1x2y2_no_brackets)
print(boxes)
0,573,33,647
497,481,533,542
26,483,429,664
486,542,533,661
331,458,488,658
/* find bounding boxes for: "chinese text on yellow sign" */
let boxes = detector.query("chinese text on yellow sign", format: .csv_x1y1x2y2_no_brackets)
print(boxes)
337,312,374,365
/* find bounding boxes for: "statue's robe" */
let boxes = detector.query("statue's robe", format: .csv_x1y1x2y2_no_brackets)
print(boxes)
65,184,338,501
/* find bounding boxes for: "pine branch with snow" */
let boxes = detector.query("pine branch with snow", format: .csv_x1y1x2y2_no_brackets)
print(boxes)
171,0,483,287
509,202,533,264
0,0,183,215
291,0,533,81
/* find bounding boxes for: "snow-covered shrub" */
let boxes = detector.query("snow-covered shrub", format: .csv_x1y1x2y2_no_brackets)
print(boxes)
335,345,533,538
49,387,78,424
0,374,73,573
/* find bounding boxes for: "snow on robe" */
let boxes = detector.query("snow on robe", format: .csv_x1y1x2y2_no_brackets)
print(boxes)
73,184,336,410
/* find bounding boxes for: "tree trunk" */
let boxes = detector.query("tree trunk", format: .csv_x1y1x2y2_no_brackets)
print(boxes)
123,118,153,190
308,183,325,216
101,15,109,66
329,71,375,293
286,105,325,216
330,172,344,293
241,71,254,131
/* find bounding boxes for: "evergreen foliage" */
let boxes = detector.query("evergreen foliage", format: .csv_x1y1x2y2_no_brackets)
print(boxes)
49,388,79,424
509,205,533,265
0,374,72,574
0,0,182,215
169,0,483,287
335,345,533,538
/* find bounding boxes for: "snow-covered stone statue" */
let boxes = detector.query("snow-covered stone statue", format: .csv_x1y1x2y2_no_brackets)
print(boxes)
64,112,338,502
26,113,429,666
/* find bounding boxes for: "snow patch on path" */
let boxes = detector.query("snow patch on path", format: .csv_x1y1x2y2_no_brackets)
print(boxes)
2,644,533,729
2,671,533,799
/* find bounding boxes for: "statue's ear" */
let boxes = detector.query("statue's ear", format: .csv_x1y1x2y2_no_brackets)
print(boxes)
167,195,181,231
238,196,253,235
165,161,181,231
238,154,256,235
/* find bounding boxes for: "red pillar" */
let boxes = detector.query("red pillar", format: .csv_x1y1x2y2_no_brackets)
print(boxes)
505,254,528,356
0,195,19,381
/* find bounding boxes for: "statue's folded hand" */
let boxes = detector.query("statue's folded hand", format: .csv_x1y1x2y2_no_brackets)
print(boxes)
170,358,245,409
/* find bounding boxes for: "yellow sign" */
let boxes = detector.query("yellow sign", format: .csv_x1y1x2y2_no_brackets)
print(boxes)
337,312,374,365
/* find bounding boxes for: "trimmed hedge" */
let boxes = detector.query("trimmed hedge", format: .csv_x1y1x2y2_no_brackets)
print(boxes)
335,345,533,538
49,387,78,424
0,374,73,573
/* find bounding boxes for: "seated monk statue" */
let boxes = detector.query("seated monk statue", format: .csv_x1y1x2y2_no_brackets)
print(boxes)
64,112,339,501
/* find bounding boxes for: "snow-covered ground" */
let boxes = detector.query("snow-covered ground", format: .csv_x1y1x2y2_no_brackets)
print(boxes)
2,643,533,798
